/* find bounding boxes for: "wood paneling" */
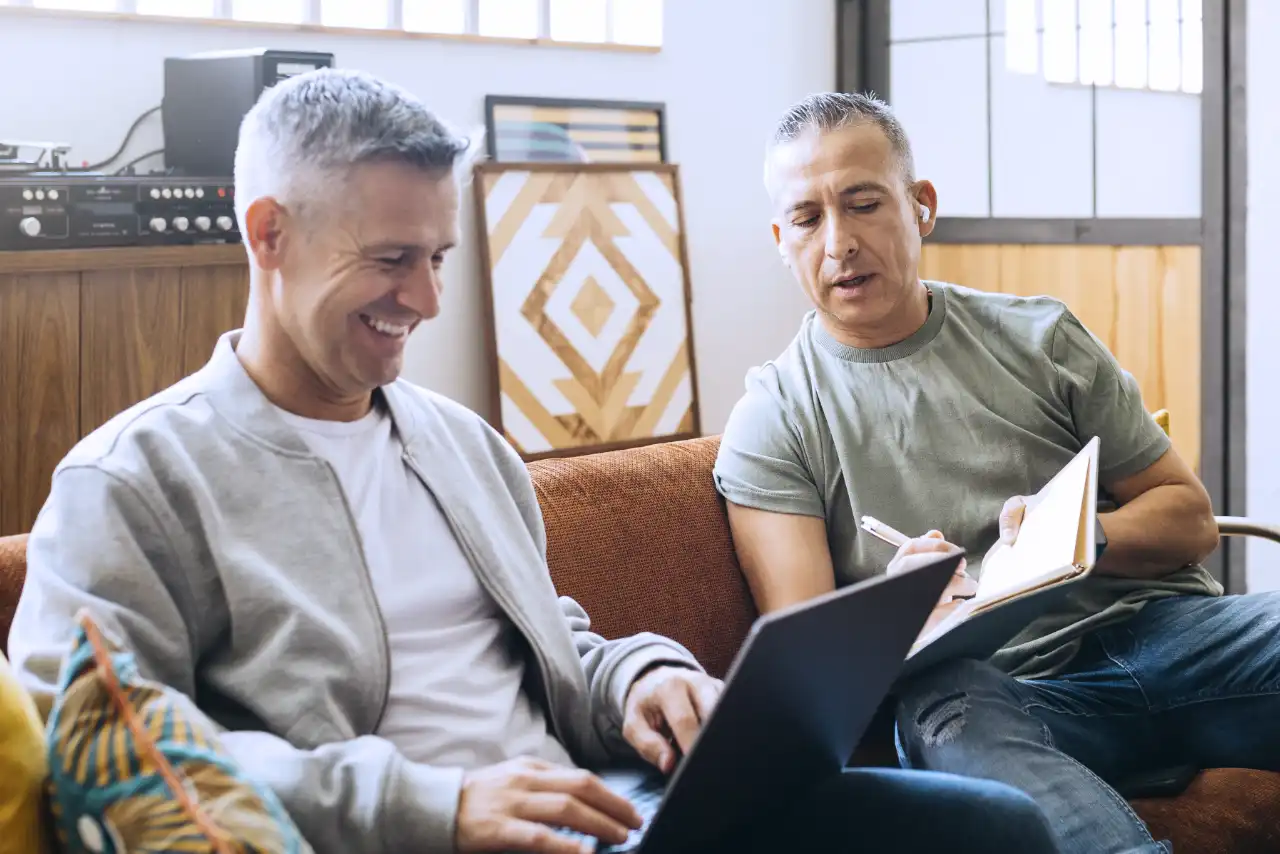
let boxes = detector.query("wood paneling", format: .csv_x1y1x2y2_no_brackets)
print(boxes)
921,243,1202,472
180,265,249,374
80,268,185,437
0,244,244,274
0,273,80,536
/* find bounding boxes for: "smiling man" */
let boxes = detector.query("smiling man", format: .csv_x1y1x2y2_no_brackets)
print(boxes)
714,91,1280,854
8,73,1063,854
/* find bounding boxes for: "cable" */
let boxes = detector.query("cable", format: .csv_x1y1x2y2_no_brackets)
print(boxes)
113,148,166,176
2,104,161,174
77,105,161,172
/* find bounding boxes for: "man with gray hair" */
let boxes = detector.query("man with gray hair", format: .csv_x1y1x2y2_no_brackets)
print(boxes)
716,89,1280,854
11,72,1060,854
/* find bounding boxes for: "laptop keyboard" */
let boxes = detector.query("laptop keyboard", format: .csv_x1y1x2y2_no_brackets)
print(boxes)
555,770,666,853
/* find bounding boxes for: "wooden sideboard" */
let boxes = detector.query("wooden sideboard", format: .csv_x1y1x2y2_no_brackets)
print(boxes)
0,245,249,536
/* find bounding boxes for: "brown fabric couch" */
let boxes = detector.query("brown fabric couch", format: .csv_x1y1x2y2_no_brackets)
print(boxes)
3,435,1279,851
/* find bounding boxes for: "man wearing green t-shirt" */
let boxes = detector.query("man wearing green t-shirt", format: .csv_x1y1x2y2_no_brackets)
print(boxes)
714,92,1280,854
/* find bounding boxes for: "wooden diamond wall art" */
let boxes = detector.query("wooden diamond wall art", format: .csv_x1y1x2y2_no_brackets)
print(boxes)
474,163,702,460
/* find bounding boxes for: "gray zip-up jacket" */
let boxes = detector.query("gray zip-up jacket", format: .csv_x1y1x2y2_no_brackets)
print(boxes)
7,331,702,854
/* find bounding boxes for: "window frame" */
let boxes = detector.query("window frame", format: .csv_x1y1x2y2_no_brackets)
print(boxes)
1,0,662,52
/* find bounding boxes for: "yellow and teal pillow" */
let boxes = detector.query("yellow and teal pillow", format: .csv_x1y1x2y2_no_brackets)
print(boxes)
45,610,313,854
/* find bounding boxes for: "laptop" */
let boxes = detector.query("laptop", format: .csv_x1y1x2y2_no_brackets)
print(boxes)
564,550,963,853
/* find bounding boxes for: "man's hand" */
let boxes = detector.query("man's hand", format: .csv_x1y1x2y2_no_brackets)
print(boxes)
888,530,977,614
998,495,1034,545
456,756,643,854
623,666,724,774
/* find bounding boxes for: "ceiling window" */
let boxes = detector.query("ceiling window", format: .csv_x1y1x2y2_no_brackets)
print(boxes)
10,0,663,47
1007,0,1203,94
321,0,389,28
231,0,304,24
403,0,468,34
478,0,538,39
134,0,215,15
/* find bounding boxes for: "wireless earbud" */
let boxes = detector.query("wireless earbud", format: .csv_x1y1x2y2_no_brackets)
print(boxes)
920,207,931,223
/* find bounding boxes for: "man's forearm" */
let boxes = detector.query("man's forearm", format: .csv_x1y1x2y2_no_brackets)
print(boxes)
1094,483,1219,579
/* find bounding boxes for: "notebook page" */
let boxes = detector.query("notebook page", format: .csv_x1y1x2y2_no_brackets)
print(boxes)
974,447,1093,604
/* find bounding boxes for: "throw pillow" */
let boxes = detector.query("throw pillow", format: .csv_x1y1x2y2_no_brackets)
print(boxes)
0,649,50,854
44,610,313,854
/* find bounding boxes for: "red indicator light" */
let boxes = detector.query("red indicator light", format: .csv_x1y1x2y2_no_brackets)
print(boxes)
217,188,226,198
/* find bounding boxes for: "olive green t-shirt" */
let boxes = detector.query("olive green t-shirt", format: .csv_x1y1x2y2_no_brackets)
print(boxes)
713,281,1221,680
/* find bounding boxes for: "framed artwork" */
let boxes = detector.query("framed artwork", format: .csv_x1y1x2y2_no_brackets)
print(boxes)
484,95,667,164
473,162,701,460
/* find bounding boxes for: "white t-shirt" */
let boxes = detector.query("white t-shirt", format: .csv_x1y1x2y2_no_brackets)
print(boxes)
273,402,574,770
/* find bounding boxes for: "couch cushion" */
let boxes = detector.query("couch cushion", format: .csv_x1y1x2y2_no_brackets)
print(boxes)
528,436,756,679
1133,768,1280,854
0,535,26,659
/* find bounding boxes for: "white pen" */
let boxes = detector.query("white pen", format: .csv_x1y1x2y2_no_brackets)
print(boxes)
859,515,910,549
861,515,972,579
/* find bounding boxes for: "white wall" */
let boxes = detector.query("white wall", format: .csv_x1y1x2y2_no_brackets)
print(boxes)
0,2,832,433
1246,0,1280,590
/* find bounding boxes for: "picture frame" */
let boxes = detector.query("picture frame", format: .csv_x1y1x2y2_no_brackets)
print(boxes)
484,95,668,164
473,161,701,461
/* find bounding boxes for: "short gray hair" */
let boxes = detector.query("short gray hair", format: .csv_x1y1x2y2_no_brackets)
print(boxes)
767,91,915,186
233,68,476,225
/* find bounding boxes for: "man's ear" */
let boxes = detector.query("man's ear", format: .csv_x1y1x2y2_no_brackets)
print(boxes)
771,222,790,266
911,180,938,239
243,197,290,271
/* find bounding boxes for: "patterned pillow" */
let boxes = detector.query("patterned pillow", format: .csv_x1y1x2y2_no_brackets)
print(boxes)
45,610,313,854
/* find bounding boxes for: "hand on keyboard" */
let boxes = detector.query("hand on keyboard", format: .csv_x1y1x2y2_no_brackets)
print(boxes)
455,756,643,854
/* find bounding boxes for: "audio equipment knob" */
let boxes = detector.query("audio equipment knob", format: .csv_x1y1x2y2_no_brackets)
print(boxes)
173,216,190,232
195,188,205,198
21,189,33,201
150,217,168,232
216,215,234,231
184,188,195,199
162,188,172,199
18,216,41,237
194,216,211,231
150,188,161,199
47,189,59,200
34,190,45,200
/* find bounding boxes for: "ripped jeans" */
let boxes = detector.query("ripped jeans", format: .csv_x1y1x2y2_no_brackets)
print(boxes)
894,592,1280,854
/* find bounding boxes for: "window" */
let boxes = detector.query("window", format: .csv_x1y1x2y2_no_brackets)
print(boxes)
1004,0,1202,94
478,0,538,39
9,0,663,48
134,0,214,15
403,0,467,35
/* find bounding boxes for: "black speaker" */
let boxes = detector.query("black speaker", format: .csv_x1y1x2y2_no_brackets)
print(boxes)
162,48,335,177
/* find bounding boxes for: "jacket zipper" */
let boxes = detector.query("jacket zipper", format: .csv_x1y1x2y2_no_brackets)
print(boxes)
401,449,568,748
322,458,393,732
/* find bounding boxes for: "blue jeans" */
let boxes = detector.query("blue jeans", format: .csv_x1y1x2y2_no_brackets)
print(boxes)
894,592,1280,854
725,766,1059,853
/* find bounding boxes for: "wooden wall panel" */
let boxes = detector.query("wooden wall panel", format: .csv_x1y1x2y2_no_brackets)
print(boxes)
180,265,249,375
920,243,1202,472
80,268,185,437
0,273,80,537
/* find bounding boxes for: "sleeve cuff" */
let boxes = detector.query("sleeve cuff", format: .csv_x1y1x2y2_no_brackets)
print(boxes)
382,756,466,854
1101,431,1172,483
605,637,705,727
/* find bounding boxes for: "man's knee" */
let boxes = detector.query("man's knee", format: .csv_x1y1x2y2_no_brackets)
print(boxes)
896,658,1009,730
894,658,1025,764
